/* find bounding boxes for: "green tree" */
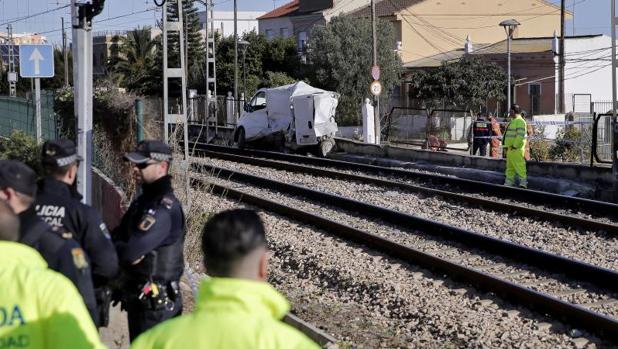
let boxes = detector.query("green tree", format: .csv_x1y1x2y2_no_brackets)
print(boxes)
216,31,302,98
264,71,296,87
407,56,507,114
167,0,206,91
308,16,403,125
109,27,157,94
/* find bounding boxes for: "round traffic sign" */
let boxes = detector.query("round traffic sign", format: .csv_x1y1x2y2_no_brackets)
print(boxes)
371,65,381,81
370,80,382,96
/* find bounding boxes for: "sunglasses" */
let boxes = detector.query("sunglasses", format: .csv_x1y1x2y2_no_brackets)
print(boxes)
135,162,157,170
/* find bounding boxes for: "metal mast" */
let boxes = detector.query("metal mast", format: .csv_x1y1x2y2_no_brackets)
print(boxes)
205,0,217,125
7,24,16,97
162,0,191,206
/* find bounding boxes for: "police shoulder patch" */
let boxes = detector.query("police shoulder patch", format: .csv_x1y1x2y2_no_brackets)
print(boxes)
138,215,156,232
99,222,111,240
71,248,89,270
161,196,174,210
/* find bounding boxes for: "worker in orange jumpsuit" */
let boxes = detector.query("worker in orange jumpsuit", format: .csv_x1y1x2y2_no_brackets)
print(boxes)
489,113,502,158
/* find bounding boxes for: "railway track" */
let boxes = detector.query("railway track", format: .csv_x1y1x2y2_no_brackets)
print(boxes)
192,143,618,222
190,163,618,344
191,146,618,237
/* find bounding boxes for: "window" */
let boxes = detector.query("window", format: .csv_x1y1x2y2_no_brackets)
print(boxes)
297,31,307,51
280,27,289,37
250,91,267,111
529,83,541,116
265,29,274,40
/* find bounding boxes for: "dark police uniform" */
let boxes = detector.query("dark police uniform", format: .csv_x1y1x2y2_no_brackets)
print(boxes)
472,116,491,157
35,139,119,327
113,141,185,341
0,159,98,324
19,207,98,322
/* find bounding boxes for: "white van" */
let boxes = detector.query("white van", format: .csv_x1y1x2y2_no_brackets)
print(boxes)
234,82,339,156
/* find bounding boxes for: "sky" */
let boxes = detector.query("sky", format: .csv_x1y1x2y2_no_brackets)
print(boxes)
0,0,611,45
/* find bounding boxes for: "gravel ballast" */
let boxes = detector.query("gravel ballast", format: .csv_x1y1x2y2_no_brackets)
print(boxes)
184,187,610,348
193,157,618,272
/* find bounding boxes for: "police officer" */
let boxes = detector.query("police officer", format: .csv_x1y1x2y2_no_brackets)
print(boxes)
113,140,185,341
0,160,97,322
0,200,104,349
35,139,119,327
472,113,491,156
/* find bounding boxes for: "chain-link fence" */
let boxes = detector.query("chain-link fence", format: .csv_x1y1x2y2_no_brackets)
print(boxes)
384,107,471,150
0,91,57,139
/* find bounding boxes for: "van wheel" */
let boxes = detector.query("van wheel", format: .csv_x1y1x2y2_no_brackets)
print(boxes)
236,127,246,150
318,139,335,157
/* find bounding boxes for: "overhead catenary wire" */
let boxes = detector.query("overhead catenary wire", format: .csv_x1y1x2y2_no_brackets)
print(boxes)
0,4,70,27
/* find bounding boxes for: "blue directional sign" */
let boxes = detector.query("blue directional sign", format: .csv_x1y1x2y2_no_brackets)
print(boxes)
19,44,54,78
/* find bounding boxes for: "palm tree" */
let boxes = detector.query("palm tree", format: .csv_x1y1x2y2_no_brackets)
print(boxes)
110,27,157,94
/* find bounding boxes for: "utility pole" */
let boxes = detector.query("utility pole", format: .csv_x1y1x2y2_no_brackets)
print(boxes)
234,0,239,122
205,0,217,129
559,0,565,113
611,0,618,201
371,0,380,144
72,0,93,204
62,17,69,87
71,0,104,203
7,24,16,97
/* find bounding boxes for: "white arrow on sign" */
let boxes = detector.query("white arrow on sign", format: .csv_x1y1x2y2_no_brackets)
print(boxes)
29,48,44,75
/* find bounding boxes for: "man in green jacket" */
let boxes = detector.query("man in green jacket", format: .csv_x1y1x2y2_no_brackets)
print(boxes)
0,201,104,349
132,209,319,349
503,104,528,188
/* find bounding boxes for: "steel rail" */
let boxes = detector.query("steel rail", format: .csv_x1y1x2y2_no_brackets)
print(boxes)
193,148,618,236
192,163,618,292
192,143,618,219
193,177,618,342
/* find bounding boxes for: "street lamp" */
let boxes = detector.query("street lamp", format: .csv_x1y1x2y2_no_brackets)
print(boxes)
238,39,250,108
500,19,520,113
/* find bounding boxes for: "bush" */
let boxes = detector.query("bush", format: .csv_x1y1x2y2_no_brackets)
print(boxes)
528,126,550,162
0,131,42,174
549,126,591,163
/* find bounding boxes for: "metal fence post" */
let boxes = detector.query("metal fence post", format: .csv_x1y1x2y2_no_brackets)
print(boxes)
135,98,144,143
226,92,235,127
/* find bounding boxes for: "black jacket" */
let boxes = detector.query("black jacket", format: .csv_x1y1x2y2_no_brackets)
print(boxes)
113,175,185,285
35,177,119,287
19,206,98,323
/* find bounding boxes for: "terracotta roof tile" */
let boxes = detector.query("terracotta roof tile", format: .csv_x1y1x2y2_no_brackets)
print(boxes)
257,0,300,20
348,0,425,18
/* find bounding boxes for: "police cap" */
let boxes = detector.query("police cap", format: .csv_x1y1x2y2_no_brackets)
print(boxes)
124,140,172,164
42,139,83,168
0,160,37,197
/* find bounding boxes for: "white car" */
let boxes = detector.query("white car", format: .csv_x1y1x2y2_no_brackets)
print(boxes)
234,82,339,156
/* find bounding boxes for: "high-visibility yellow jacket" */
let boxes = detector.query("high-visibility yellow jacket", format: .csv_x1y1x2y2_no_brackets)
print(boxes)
503,114,528,150
0,242,104,349
132,277,320,349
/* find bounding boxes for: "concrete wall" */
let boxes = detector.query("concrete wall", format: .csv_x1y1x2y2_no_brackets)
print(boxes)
92,168,127,231
334,137,614,200
197,11,264,37
259,17,294,40
391,0,565,63
564,35,614,112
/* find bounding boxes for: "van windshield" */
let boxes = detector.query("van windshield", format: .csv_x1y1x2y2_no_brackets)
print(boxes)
250,92,267,110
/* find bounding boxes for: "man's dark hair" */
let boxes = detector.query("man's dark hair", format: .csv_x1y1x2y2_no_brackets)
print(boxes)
43,163,73,178
0,200,19,242
511,104,521,114
201,209,267,277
